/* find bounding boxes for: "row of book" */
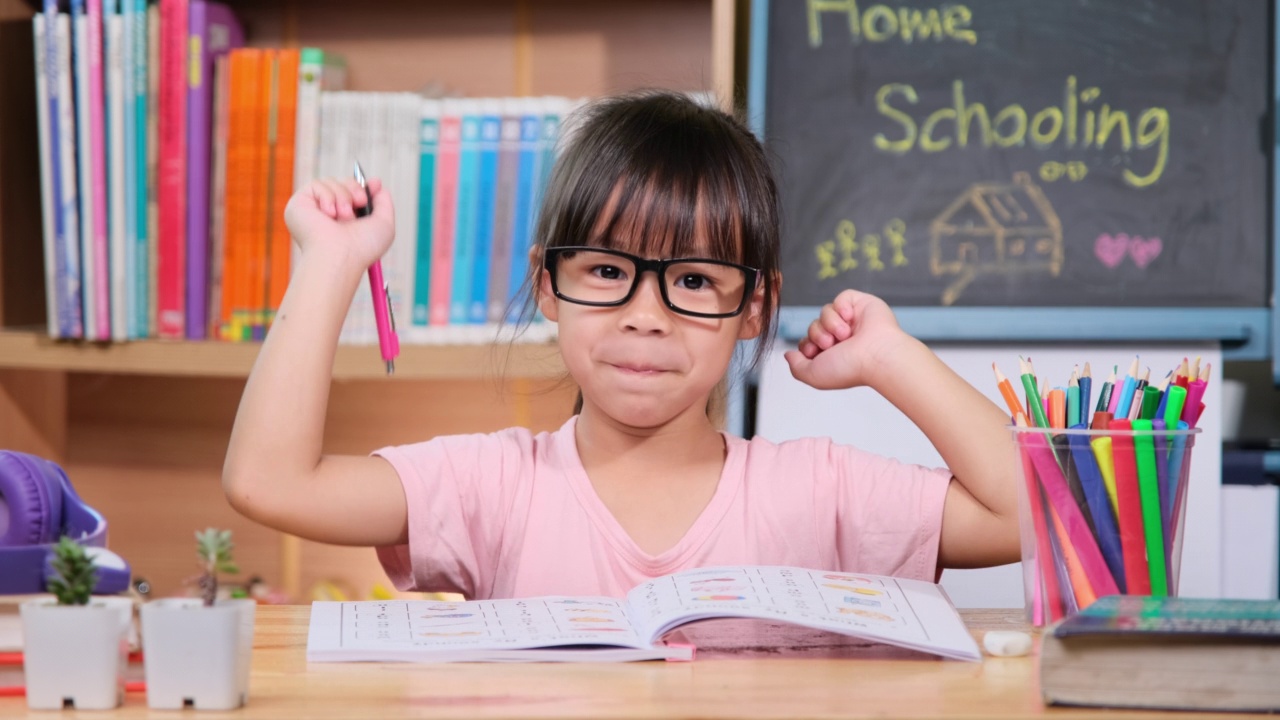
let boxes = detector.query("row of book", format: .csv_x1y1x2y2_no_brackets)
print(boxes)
313,93,576,347
32,0,570,346
33,0,251,341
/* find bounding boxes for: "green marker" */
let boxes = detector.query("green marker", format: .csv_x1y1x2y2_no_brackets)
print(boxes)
1162,385,1187,431
1138,385,1162,420
1131,419,1167,595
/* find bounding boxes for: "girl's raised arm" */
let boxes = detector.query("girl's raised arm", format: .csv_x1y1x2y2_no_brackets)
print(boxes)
222,178,407,547
785,289,1020,568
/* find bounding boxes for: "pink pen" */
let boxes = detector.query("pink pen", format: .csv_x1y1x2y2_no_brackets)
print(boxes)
353,161,400,374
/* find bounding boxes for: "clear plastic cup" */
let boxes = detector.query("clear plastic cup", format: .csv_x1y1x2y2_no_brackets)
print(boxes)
1010,423,1200,626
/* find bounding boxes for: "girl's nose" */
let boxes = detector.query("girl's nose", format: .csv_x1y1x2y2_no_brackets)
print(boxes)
619,273,673,334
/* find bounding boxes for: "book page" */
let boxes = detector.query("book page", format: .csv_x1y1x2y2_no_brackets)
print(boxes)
625,566,980,661
308,597,652,661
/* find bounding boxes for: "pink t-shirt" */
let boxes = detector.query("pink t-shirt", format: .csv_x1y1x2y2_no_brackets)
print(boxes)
374,416,952,599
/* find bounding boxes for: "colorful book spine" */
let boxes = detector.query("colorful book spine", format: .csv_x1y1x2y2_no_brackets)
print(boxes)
219,49,259,340
506,99,542,320
145,0,159,337
40,5,83,338
119,0,137,338
33,17,59,338
487,98,521,323
470,99,501,324
265,49,299,328
55,12,84,339
131,0,147,337
450,100,480,324
185,1,243,339
428,100,460,326
88,0,110,339
412,98,440,328
72,0,98,338
289,48,345,278
206,54,229,338
106,0,128,341
156,0,188,337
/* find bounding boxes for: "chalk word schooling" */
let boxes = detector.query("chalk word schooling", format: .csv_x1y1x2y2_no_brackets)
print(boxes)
807,0,978,47
873,77,1169,188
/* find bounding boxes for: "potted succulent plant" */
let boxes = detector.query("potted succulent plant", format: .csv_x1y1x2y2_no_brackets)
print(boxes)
20,537,134,710
140,528,256,710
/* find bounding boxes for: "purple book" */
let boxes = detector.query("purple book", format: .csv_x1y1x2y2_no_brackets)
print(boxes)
185,1,242,339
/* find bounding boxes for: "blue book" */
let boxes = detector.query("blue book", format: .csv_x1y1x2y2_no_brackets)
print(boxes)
533,99,564,222
450,102,481,325
505,102,542,321
412,99,440,328
469,101,501,324
37,6,83,337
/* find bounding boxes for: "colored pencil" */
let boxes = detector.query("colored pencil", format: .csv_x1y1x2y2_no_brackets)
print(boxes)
1069,432,1126,592
1067,373,1081,428
1108,419,1152,595
1131,419,1167,595
992,363,1026,423
1023,431,1120,597
1095,366,1116,413
1018,357,1050,429
1079,362,1093,426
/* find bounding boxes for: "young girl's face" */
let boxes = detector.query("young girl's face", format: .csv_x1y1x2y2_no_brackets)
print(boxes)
538,193,764,430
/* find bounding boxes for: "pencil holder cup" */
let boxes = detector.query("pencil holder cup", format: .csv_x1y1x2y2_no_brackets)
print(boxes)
1010,424,1200,627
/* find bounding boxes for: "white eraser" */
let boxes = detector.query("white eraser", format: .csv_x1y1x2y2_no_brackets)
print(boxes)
983,630,1032,657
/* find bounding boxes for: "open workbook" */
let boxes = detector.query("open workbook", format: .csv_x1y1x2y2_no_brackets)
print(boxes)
306,566,981,662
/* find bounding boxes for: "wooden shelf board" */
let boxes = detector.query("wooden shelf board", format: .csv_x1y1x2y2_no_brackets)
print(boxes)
0,329,565,380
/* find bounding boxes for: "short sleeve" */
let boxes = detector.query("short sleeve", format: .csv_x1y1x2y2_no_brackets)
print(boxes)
824,441,953,581
373,428,532,598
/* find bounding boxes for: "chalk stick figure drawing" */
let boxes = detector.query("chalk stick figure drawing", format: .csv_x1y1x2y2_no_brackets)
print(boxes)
929,172,1062,305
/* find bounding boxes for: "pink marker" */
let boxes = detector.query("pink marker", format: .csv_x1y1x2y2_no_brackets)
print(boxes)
353,161,400,375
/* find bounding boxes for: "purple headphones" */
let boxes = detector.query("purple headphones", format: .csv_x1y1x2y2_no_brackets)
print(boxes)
0,450,131,595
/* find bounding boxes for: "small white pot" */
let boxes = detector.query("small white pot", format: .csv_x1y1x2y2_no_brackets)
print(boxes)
19,596,133,710
139,598,255,710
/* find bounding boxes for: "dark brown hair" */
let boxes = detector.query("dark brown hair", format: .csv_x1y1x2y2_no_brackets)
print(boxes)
511,91,781,367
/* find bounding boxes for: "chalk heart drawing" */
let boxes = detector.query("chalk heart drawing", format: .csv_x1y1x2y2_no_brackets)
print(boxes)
1094,233,1130,268
1094,233,1163,269
1128,236,1163,269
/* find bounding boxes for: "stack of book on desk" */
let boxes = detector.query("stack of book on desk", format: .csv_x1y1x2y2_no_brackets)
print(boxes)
1040,595,1280,712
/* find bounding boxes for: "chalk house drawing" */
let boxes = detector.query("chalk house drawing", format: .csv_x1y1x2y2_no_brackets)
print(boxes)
929,172,1063,305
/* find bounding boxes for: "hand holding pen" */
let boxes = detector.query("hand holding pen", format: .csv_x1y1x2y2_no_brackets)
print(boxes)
353,162,400,375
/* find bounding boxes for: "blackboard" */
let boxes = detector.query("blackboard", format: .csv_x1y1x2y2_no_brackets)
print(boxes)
761,0,1270,309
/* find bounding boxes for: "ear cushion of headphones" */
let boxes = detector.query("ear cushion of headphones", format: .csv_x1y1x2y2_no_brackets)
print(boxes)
0,451,64,547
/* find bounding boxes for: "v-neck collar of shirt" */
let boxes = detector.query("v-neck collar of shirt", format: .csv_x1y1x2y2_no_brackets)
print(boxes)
554,415,745,575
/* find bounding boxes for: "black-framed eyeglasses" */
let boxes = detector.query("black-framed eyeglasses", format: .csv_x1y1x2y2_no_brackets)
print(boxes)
543,246,759,319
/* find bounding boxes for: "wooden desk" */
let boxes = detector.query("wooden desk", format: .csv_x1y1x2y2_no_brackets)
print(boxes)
0,606,1269,718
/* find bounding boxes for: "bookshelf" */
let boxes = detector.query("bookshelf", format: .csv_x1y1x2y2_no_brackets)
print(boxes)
0,0,737,600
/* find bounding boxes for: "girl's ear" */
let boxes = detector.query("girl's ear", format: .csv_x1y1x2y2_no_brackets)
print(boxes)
533,244,559,322
737,273,777,340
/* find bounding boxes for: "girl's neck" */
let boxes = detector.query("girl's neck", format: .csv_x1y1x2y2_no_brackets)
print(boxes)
574,401,725,475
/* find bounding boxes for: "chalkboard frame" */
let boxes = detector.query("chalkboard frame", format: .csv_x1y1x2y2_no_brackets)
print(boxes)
746,0,1277,372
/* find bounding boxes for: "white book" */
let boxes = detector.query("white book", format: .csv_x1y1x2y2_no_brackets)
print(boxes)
106,6,128,341
55,14,83,338
33,18,59,338
119,0,136,339
307,566,981,663
73,8,97,339
389,92,421,348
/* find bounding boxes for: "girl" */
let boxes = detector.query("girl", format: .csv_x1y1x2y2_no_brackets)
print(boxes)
223,91,1019,600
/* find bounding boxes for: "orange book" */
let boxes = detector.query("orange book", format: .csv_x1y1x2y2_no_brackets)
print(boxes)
221,49,262,340
265,49,299,327
243,49,273,339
